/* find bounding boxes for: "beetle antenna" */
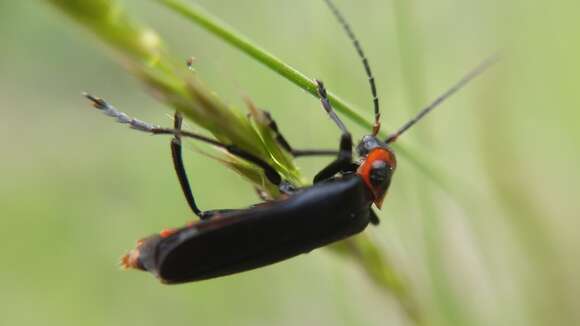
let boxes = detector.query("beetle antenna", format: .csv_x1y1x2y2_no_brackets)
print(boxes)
83,92,161,132
323,0,380,135
386,54,499,144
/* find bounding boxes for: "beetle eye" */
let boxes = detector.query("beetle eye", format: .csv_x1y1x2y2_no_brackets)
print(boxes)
369,160,391,187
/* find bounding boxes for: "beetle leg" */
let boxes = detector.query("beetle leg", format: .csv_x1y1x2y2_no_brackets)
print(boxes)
168,114,298,206
314,80,351,137
170,112,210,219
172,134,295,196
171,114,239,220
312,80,355,183
261,110,338,157
313,133,354,183
84,93,292,194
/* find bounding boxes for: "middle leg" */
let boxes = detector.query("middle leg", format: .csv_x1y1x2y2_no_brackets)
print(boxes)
84,93,296,213
171,113,231,220
260,110,338,157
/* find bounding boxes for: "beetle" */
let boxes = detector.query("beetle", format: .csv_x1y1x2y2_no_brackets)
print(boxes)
84,0,497,284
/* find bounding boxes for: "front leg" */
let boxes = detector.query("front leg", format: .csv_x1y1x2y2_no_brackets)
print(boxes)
313,133,354,183
312,80,355,183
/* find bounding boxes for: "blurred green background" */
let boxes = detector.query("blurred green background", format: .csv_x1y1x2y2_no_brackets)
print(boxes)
1,1,579,325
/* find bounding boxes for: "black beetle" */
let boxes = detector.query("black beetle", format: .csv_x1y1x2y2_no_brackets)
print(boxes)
84,0,497,284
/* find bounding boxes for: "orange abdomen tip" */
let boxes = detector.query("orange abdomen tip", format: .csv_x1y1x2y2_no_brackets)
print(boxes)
120,249,141,270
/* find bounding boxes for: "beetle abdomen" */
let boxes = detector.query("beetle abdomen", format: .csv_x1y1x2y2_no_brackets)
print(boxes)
128,175,372,283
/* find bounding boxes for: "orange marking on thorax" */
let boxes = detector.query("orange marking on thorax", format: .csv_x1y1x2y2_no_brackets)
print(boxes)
356,148,396,209
160,228,176,238
357,148,396,186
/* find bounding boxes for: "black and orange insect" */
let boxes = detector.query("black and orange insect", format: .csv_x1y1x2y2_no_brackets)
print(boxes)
84,0,496,284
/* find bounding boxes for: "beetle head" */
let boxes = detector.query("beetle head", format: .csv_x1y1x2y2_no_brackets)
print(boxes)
356,135,396,209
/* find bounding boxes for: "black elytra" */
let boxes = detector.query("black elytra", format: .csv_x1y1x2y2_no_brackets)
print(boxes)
133,175,371,283
85,0,498,284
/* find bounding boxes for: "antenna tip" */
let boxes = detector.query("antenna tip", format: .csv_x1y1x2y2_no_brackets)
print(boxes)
82,92,106,110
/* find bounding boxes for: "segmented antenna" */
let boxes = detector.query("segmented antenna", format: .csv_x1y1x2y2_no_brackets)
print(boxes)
323,0,380,135
83,92,160,132
386,54,499,144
